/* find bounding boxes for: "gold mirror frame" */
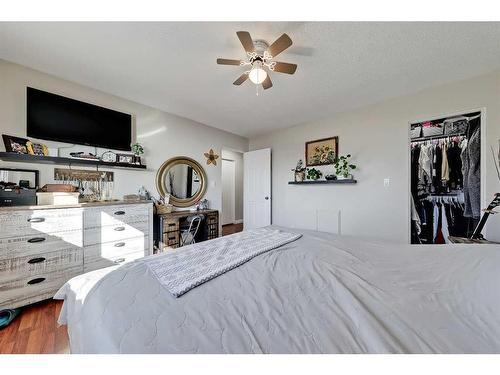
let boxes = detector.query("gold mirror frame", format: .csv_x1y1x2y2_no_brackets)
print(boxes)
155,156,207,208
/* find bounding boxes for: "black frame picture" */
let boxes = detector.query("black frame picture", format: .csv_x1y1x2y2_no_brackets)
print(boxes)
2,134,30,154
117,153,134,164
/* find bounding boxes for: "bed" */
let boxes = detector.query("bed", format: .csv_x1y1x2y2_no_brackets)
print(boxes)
55,226,500,354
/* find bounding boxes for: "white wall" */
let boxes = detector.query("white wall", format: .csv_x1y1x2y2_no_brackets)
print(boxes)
250,70,500,243
0,59,248,212
221,149,244,222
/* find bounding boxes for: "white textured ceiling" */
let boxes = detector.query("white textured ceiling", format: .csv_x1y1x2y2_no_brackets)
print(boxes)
1,22,500,138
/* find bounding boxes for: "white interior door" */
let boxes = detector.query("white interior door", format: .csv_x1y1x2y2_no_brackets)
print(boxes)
244,148,271,229
221,159,235,226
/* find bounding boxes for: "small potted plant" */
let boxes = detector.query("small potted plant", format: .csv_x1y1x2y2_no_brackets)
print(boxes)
292,159,306,182
306,167,322,181
131,143,144,165
334,154,357,180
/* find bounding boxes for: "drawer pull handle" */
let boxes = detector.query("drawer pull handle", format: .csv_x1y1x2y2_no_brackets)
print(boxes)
27,237,46,243
114,211,126,216
27,257,46,264
27,277,46,285
27,217,45,223
114,242,126,247
114,226,126,231
114,258,126,264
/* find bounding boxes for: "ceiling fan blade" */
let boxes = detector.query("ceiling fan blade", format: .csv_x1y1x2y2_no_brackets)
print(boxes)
236,31,255,53
267,33,292,58
233,73,248,86
217,58,242,66
273,62,297,74
262,74,273,90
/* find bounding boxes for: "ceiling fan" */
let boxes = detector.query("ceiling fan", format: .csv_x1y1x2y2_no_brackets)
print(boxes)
216,31,297,91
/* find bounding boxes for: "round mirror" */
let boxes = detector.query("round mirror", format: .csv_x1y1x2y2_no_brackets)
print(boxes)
156,157,207,207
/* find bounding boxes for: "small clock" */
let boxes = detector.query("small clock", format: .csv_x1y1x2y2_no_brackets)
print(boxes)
101,151,117,163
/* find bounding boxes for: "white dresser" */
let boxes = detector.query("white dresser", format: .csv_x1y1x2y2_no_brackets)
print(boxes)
0,201,153,310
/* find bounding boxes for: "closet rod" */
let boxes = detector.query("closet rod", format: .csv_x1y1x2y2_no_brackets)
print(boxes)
411,133,466,143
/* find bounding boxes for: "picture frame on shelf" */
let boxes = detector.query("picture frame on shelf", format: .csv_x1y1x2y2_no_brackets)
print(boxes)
2,134,30,154
26,140,49,156
116,153,134,164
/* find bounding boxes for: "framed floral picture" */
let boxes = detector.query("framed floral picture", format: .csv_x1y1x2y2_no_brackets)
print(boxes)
305,136,338,166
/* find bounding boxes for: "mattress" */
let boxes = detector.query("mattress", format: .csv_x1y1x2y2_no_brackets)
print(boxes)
55,227,500,353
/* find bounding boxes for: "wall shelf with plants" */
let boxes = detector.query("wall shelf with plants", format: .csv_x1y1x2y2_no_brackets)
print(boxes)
290,154,357,185
288,179,357,185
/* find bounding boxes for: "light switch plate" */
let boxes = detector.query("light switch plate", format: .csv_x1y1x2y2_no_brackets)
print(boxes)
384,178,390,187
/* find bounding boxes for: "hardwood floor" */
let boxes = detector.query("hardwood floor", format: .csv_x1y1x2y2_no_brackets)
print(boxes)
222,222,243,236
0,299,69,354
1,225,243,354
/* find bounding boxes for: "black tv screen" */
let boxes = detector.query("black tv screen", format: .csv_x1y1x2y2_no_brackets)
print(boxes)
27,87,132,151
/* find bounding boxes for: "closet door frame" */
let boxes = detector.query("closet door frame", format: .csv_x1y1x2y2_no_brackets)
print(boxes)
407,107,486,244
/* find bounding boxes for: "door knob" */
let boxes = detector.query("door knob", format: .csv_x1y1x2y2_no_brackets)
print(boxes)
265,196,269,200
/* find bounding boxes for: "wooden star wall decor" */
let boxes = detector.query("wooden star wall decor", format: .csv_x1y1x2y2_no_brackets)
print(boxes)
204,149,219,166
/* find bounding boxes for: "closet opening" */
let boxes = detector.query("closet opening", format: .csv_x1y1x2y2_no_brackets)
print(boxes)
409,110,482,244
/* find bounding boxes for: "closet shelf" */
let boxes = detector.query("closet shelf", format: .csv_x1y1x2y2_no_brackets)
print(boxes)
0,152,147,170
288,179,357,185
411,133,466,142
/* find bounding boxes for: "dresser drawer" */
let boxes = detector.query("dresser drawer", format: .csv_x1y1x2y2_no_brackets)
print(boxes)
84,236,149,269
84,221,150,246
0,230,83,260
84,250,145,273
0,208,83,239
84,204,150,229
207,214,218,224
0,248,82,283
162,218,179,233
0,266,82,310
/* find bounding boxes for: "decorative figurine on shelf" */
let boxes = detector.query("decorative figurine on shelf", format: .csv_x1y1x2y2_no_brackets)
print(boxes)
138,185,151,200
291,159,306,182
306,167,322,181
196,199,209,211
131,143,144,165
334,154,357,180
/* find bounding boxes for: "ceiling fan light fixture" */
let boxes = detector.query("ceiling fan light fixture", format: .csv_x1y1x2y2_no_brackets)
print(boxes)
248,62,267,85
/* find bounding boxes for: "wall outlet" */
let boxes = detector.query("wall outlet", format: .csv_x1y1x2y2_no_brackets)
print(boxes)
384,178,390,187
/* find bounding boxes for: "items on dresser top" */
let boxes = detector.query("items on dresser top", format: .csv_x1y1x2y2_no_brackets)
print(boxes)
0,200,153,310
0,168,39,207
153,209,219,251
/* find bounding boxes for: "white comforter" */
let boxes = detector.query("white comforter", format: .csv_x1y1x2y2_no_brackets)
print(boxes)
55,227,500,353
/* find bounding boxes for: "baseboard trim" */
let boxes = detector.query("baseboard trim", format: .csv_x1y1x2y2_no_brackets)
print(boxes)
234,219,243,224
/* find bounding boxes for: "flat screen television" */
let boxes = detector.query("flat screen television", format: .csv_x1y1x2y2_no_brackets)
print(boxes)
27,87,132,151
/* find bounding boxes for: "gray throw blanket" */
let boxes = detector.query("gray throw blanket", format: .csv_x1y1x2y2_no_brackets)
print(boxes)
145,227,302,297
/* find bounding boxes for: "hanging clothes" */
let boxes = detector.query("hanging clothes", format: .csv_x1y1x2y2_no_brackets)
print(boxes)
433,143,443,194
418,144,433,185
463,120,481,219
441,142,449,183
447,141,463,189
